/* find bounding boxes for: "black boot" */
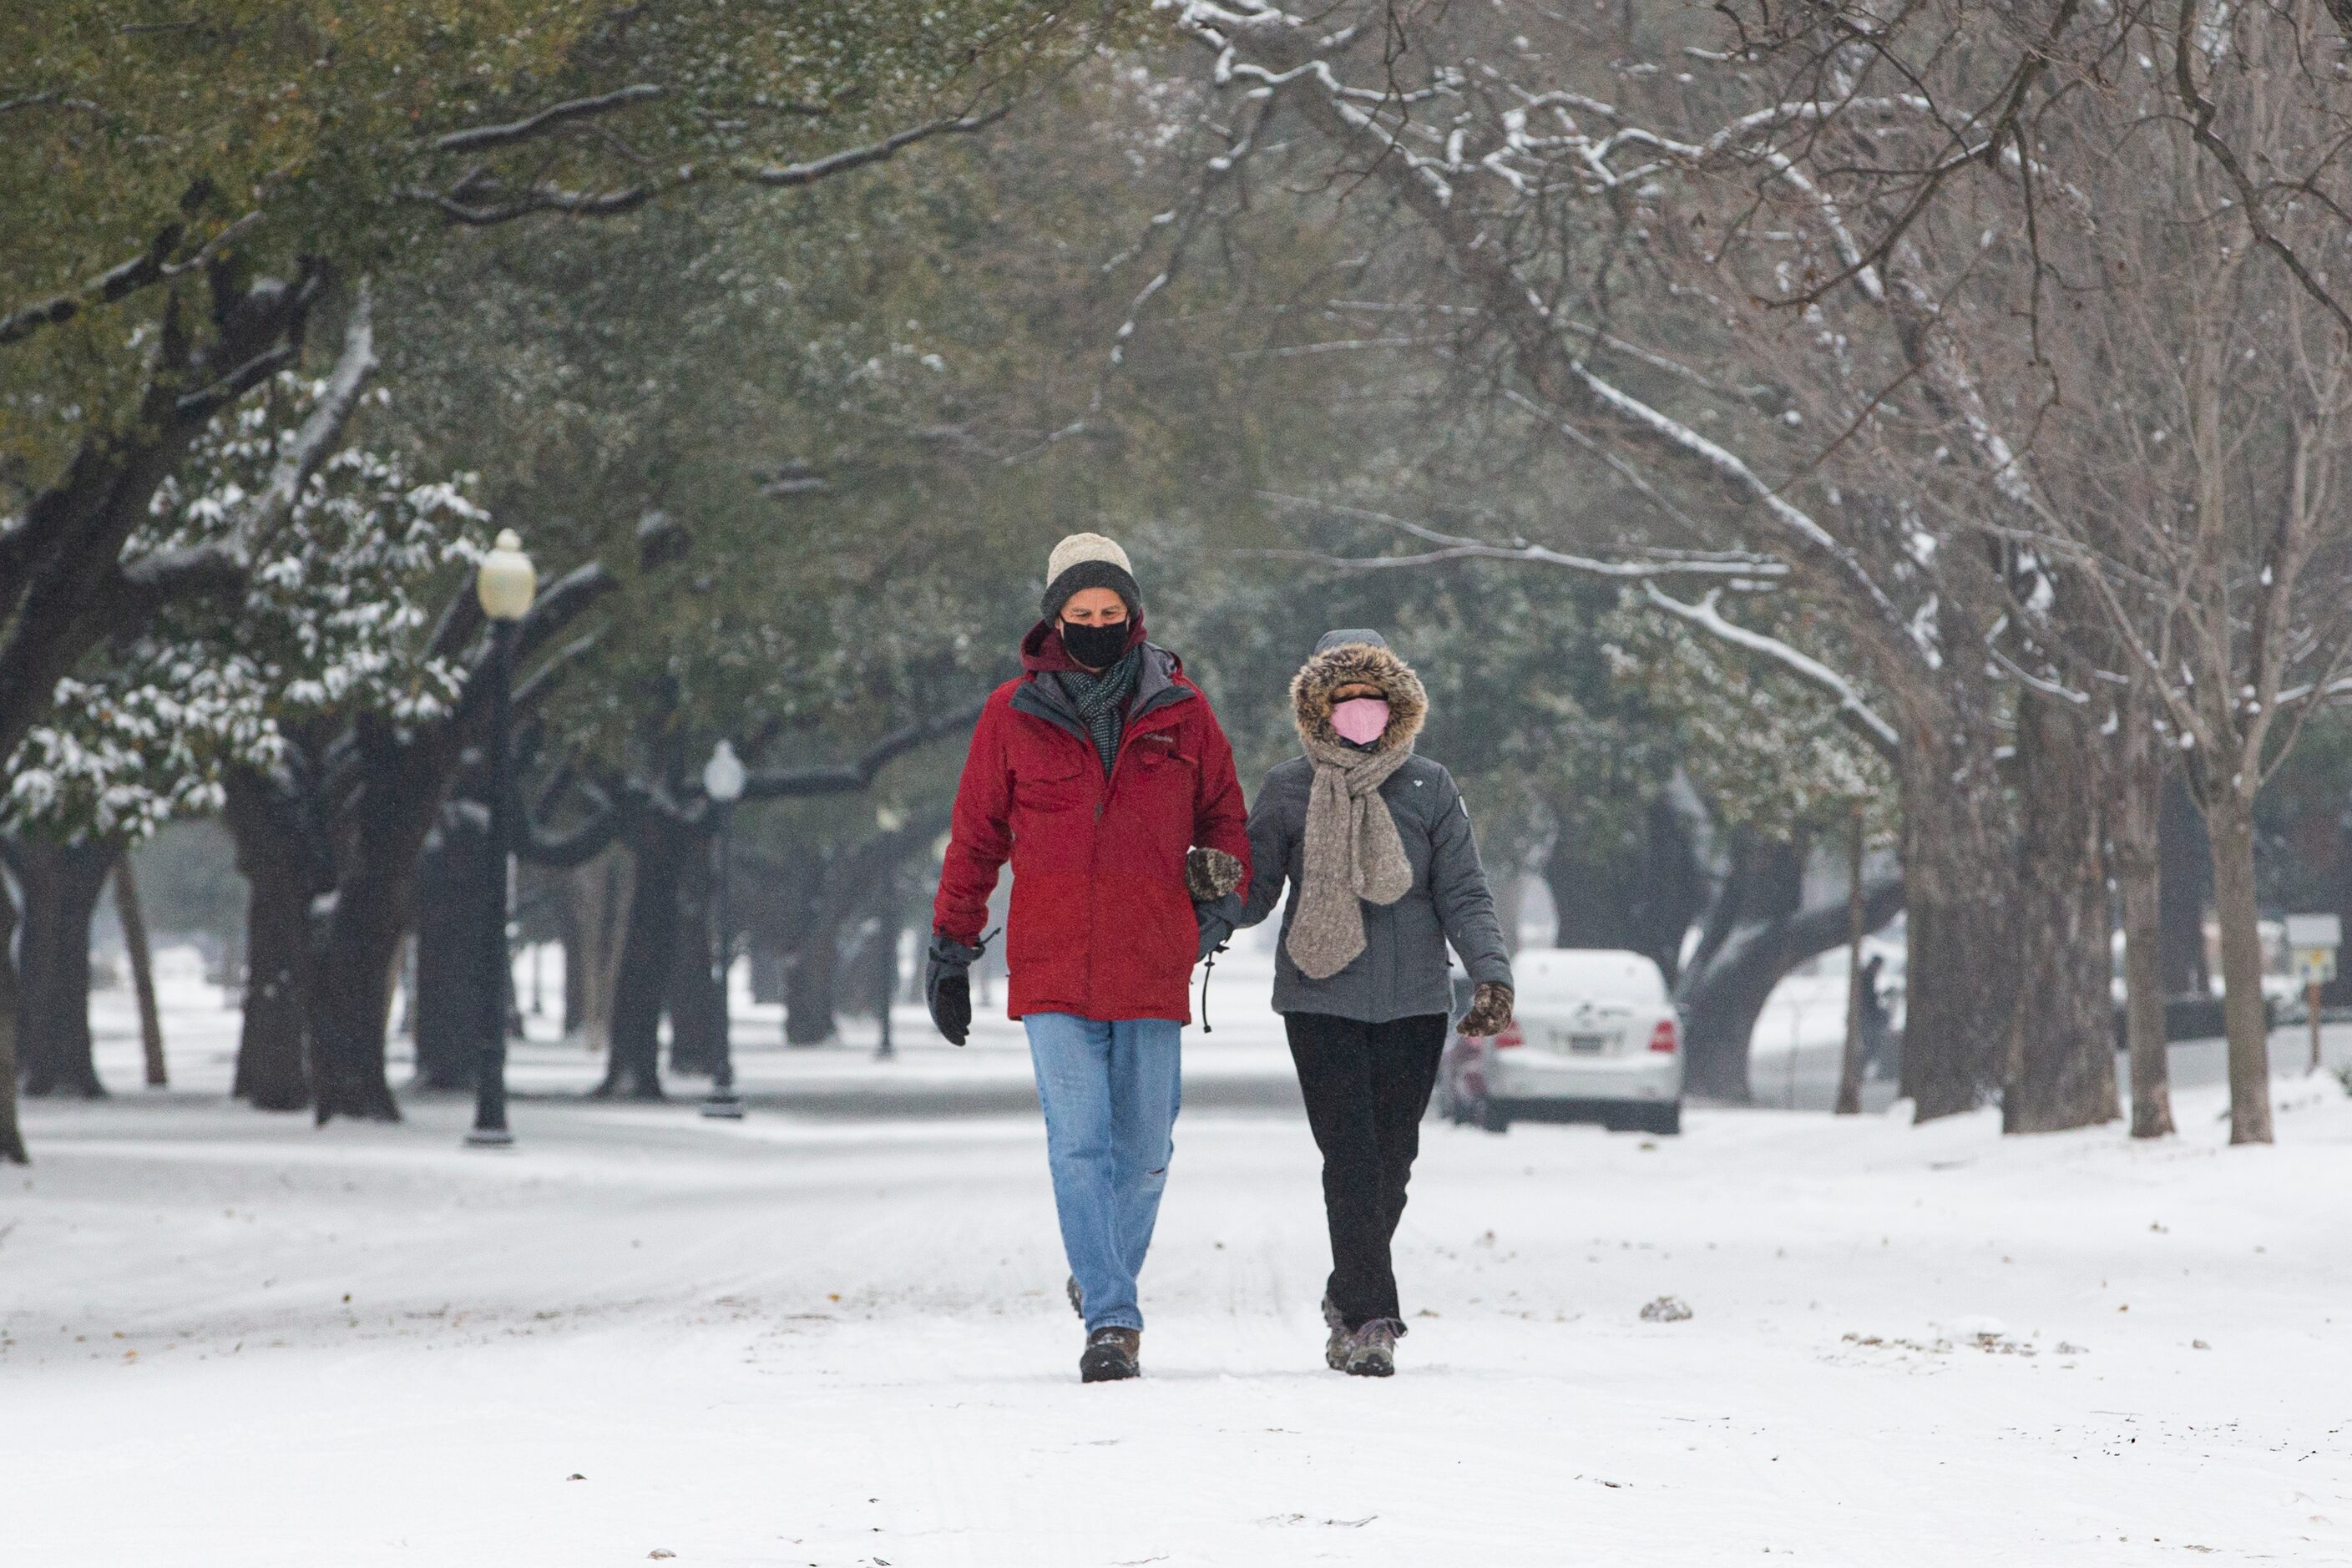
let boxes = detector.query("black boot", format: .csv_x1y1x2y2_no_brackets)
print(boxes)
1080,1327,1141,1383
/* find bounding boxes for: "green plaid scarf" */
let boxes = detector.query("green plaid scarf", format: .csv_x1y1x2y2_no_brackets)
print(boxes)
1059,646,1142,776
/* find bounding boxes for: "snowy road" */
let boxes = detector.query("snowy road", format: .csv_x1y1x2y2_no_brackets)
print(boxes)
11,1016,2352,1566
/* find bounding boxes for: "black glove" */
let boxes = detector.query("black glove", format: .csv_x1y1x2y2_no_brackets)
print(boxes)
926,932,985,1045
1195,902,1233,964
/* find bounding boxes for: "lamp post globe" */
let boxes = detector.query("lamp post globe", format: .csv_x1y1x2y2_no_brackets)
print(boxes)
476,529,537,621
701,738,748,1120
465,529,533,1149
703,738,746,804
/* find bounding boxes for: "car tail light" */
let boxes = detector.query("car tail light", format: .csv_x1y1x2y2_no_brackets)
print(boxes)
1494,1020,1525,1049
1648,1018,1679,1055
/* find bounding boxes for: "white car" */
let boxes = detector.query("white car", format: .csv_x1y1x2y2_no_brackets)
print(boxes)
1438,948,1683,1135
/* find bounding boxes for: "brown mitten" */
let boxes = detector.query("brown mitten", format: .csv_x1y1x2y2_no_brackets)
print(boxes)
1459,981,1515,1038
1186,846,1244,901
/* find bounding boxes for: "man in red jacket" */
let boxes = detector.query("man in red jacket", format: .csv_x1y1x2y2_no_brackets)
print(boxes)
928,533,1249,1383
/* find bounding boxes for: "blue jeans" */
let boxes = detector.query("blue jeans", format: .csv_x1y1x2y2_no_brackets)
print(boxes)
1024,1013,1183,1333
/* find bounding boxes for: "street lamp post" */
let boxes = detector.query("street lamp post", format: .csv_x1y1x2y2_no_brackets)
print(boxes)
701,738,747,1120
467,529,535,1149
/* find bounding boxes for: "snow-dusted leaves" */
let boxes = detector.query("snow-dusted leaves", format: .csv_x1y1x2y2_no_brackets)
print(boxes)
3,375,484,839
6,672,266,839
1604,590,1894,840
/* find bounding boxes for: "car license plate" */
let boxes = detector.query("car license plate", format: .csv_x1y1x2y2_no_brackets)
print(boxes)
1553,1030,1612,1055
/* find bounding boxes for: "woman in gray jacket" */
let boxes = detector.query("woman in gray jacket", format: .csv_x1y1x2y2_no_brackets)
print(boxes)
1235,629,1513,1377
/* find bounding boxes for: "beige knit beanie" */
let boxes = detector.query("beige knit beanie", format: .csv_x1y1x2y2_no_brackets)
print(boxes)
1040,532,1142,619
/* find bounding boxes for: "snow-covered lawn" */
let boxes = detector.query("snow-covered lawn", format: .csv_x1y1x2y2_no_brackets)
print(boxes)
11,973,2352,1565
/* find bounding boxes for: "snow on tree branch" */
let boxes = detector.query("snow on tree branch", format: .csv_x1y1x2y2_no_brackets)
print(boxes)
1642,584,1902,761
1250,490,1788,583
229,287,380,563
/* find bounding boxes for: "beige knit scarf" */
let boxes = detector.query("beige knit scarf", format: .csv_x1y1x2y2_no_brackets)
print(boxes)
1287,730,1415,980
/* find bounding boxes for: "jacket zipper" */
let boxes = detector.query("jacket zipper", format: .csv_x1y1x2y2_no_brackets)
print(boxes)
1097,701,1181,817
1085,709,1181,1009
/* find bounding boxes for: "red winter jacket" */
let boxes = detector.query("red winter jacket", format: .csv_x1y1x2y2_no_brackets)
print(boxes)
933,619,1251,1023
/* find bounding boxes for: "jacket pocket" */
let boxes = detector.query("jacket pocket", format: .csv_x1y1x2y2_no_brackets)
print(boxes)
1389,895,1449,989
1136,882,1198,981
1013,754,1092,815
1127,738,1197,866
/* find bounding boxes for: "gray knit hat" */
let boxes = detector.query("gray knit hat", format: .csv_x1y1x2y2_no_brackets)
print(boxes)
1040,532,1143,620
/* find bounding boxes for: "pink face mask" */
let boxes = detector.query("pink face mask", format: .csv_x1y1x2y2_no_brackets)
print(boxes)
1330,697,1391,746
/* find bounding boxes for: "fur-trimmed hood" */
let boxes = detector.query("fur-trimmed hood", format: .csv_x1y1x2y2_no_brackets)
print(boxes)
1290,631,1428,755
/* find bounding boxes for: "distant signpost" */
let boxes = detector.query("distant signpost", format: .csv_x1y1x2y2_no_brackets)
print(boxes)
2285,913,2340,1073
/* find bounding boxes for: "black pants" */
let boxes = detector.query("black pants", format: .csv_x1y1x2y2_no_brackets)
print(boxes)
1284,1011,1448,1330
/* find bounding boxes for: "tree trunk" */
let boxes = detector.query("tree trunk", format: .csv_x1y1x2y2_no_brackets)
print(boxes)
1895,737,2019,1120
559,878,586,1036
1546,820,1644,948
1834,811,1867,1116
750,948,784,1005
411,800,495,1091
309,879,407,1122
0,878,27,1163
1676,855,1910,1106
599,812,683,1100
1632,788,1708,985
13,835,118,1098
311,713,483,1125
1492,866,1527,958
2113,716,2174,1139
113,857,167,1087
2206,789,2274,1145
1545,785,1706,984
2157,771,2212,997
873,897,902,1057
567,851,630,1051
2002,692,2118,1132
1675,831,1807,1101
665,821,723,1076
308,738,423,1125
224,768,319,1112
783,917,843,1047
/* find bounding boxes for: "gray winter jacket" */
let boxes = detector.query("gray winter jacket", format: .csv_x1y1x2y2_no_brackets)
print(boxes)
1237,753,1512,1022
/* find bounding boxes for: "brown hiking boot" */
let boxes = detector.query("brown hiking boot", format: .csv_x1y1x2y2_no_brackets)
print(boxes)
1080,1327,1141,1383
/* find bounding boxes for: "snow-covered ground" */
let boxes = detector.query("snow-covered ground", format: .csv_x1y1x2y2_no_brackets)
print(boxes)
10,958,2352,1565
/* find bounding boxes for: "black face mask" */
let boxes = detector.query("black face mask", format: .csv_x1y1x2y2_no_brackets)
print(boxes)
1059,619,1130,670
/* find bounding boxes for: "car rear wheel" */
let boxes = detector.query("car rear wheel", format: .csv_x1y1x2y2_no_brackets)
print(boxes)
1477,1098,1510,1134
1629,1100,1681,1136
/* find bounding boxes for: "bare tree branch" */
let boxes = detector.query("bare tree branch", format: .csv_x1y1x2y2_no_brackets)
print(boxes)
2169,0,2352,347
744,698,987,802
404,179,661,226
741,103,1012,187
0,224,181,347
1249,489,1789,580
431,84,664,155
